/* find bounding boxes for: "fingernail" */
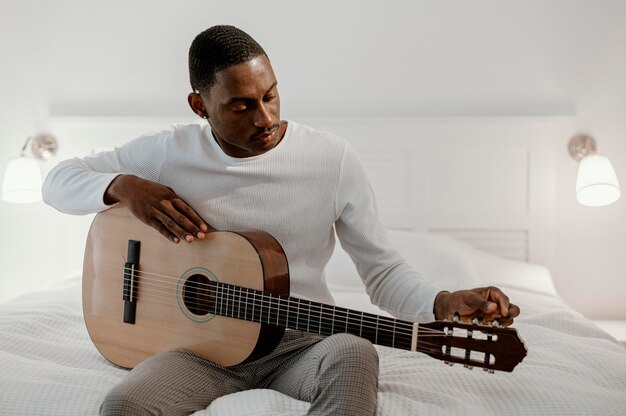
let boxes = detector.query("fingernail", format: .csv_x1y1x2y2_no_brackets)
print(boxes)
197,232,205,239
173,237,180,243
201,224,208,232
185,235,193,243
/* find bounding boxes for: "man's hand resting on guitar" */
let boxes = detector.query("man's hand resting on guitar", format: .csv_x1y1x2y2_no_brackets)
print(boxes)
434,286,520,327
104,174,209,244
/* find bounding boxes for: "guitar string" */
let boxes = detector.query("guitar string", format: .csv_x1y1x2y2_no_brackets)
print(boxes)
116,285,453,355
117,274,500,357
122,266,496,338
123,267,445,336
132,278,449,341
120,266,490,339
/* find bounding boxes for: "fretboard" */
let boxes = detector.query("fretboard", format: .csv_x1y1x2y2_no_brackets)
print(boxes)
209,281,414,350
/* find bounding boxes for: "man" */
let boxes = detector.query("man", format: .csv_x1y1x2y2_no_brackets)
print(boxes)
43,25,519,416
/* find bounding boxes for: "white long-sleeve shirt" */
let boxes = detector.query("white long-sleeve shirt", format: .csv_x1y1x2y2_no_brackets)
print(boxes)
43,120,441,322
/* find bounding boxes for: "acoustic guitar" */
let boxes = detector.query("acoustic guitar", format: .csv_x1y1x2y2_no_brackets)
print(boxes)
83,206,527,372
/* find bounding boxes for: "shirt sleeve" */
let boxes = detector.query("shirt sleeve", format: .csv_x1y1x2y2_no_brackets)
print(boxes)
334,143,444,323
42,130,171,215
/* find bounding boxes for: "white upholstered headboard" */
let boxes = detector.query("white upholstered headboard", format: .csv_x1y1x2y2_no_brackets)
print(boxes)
47,116,574,273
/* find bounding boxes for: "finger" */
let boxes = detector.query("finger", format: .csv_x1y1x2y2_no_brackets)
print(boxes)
152,208,194,243
497,317,515,327
146,218,180,243
465,291,498,315
484,286,510,317
172,199,210,237
507,303,521,319
486,303,520,327
167,203,205,240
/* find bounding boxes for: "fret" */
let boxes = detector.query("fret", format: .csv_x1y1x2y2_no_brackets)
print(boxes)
375,315,379,344
374,316,395,348
254,291,259,322
266,294,272,324
392,319,396,348
331,305,336,335
272,294,277,324
306,302,311,332
359,312,378,344
285,297,289,328
249,288,254,322
223,284,227,316
297,298,301,331
310,303,324,335
230,285,236,318
227,285,233,318
393,322,413,351
313,303,323,335
213,282,219,315
360,312,364,338
219,283,224,316
237,286,242,320
235,286,240,318
244,287,250,321
346,309,362,338
275,296,281,326
277,296,283,326
333,307,348,335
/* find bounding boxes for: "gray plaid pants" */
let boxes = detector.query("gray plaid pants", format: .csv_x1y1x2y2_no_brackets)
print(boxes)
100,331,379,416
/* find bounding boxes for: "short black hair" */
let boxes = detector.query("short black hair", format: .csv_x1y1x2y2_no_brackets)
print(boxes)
188,25,267,93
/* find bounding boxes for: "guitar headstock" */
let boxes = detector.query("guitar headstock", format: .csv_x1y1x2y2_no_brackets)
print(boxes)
417,319,527,373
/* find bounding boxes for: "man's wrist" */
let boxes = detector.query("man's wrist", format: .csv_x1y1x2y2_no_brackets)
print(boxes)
103,174,126,205
433,290,450,320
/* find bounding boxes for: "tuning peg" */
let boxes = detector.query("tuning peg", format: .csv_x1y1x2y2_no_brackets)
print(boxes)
492,320,501,328
453,313,460,322
471,317,480,325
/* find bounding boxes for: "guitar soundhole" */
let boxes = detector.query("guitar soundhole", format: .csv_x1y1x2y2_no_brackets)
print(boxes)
182,274,214,316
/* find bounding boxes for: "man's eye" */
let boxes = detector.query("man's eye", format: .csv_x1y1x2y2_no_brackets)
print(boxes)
231,105,247,112
264,95,275,102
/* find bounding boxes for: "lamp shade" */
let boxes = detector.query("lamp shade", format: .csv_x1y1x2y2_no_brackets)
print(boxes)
1,156,43,203
575,154,621,207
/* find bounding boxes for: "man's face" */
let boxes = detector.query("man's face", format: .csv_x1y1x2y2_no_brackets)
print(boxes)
198,55,284,158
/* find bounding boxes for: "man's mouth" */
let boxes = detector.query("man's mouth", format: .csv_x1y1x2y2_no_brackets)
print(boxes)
252,126,278,142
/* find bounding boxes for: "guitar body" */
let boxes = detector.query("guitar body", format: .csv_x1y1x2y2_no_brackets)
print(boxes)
82,205,289,369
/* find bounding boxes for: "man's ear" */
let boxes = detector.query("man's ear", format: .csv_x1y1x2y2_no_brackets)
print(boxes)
187,92,208,119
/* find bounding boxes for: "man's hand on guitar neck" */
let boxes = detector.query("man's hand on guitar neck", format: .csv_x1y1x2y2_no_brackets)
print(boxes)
104,174,210,244
434,286,521,327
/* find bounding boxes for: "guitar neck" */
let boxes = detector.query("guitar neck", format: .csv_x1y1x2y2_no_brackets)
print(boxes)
210,281,415,351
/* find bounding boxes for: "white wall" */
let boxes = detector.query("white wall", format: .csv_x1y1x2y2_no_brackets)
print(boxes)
0,0,625,319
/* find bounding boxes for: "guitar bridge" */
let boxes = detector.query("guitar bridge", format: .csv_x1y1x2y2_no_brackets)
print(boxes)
122,240,141,324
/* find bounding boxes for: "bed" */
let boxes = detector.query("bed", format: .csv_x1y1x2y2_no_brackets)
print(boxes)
1,116,625,414
1,229,625,415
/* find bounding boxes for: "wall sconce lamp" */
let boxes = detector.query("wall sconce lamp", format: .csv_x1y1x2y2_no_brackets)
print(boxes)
2,134,58,204
568,134,621,207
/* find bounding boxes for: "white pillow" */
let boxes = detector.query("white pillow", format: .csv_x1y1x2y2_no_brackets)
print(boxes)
325,230,482,293
325,229,558,297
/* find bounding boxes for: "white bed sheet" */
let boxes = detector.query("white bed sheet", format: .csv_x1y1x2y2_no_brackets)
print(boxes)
1,233,626,415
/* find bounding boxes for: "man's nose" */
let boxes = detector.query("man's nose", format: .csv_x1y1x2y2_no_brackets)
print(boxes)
254,103,273,128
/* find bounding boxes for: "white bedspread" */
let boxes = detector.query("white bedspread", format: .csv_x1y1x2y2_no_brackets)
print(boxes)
1,233,626,415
